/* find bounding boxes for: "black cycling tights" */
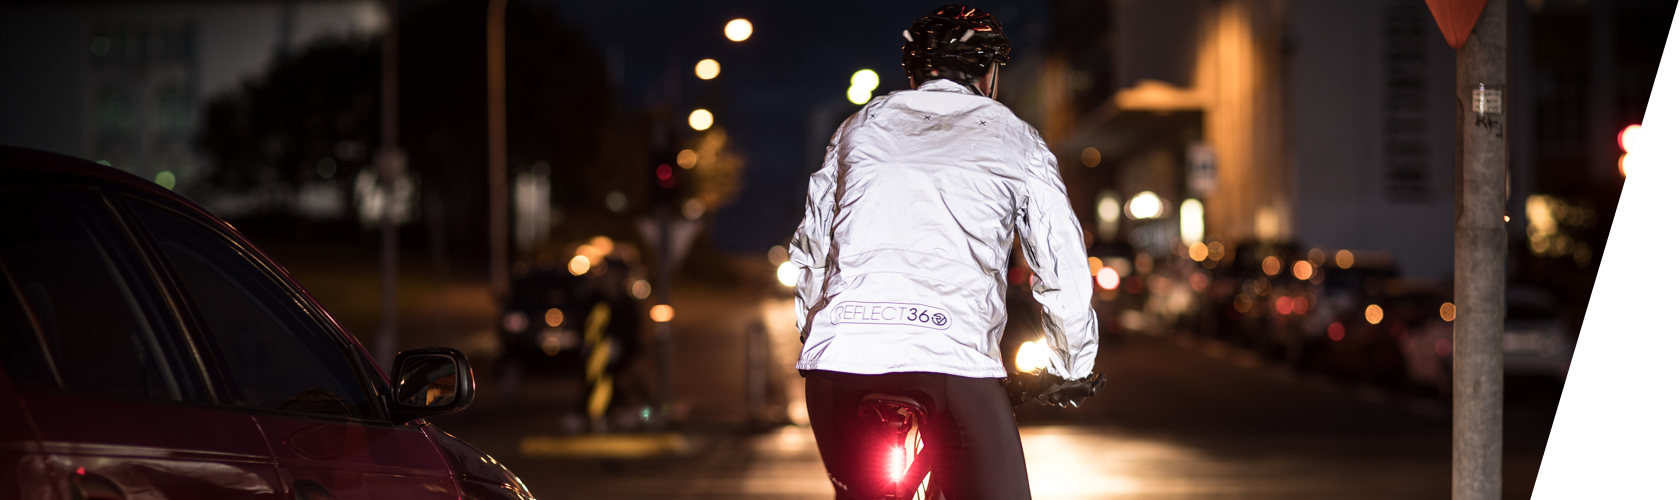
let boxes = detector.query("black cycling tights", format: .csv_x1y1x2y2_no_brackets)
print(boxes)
804,370,1031,500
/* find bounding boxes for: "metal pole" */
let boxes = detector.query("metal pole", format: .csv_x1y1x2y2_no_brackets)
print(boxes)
1453,1,1506,498
656,204,674,423
487,0,509,300
745,320,766,427
375,0,402,366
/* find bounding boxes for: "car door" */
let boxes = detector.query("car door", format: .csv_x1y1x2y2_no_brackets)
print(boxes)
0,183,283,499
122,197,457,500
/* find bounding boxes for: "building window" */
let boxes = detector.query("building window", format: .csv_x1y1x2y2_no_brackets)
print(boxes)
1381,0,1433,203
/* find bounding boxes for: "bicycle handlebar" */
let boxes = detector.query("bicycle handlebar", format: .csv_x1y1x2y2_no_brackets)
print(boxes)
1004,371,1107,408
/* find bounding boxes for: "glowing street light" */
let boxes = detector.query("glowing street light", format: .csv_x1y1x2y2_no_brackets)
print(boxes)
1126,191,1163,219
725,19,753,42
1096,195,1121,223
650,304,675,323
847,69,880,105
851,69,880,91
688,109,714,131
1180,198,1204,243
695,59,720,80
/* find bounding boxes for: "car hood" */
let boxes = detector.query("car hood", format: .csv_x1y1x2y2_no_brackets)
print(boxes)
427,425,534,499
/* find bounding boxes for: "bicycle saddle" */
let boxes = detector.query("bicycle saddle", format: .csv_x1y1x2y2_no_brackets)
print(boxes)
859,393,926,432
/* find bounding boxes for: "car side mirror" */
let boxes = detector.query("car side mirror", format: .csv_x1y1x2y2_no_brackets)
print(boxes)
389,347,475,424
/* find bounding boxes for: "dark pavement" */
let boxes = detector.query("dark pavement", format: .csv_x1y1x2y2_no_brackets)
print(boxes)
430,301,1554,499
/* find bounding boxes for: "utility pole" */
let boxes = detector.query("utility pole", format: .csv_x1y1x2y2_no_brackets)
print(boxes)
1450,0,1506,499
375,0,403,365
487,0,509,300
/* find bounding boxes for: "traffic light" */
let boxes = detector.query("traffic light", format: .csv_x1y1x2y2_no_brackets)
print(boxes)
650,147,684,205
1619,124,1641,177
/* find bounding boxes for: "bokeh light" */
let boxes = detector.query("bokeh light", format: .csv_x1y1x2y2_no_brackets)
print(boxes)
724,19,753,41
1081,147,1101,167
1096,267,1120,290
1126,191,1163,219
1619,124,1641,152
694,59,720,80
503,311,528,333
1015,340,1050,372
568,255,590,275
1335,249,1355,269
677,149,697,168
846,69,880,105
1087,256,1103,276
688,109,714,130
650,304,675,323
1179,198,1204,243
1365,304,1384,324
776,261,798,287
846,86,872,105
1097,195,1121,223
1292,260,1312,280
850,69,880,91
1187,242,1208,261
682,199,705,220
545,308,564,327
1328,322,1345,341
1440,302,1456,322
154,171,176,190
1261,256,1281,276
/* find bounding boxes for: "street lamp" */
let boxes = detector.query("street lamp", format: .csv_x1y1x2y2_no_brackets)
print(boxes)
1180,198,1204,244
847,69,880,105
695,59,720,80
688,109,714,131
725,19,753,42
1126,191,1163,219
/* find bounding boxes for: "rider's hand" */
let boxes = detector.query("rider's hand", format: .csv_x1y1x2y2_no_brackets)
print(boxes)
1004,371,1106,408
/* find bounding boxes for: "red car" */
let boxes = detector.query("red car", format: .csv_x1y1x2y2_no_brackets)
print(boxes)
0,147,532,499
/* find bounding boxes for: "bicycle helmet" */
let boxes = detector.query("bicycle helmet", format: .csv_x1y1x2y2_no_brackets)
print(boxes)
902,5,1011,96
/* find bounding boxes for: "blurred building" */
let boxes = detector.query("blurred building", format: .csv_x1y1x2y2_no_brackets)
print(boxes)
0,0,383,189
1006,0,1666,281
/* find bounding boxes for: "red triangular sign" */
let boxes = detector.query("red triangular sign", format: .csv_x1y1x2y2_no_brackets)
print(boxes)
1424,0,1489,50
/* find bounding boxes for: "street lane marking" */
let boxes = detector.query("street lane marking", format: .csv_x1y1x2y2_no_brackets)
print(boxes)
518,433,693,458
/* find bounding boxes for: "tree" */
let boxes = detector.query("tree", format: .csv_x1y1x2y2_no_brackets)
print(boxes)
198,0,620,255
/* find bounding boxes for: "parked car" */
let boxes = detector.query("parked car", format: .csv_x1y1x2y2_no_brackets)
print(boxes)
1324,285,1444,386
0,147,532,499
1394,285,1574,397
494,243,644,409
1501,286,1574,381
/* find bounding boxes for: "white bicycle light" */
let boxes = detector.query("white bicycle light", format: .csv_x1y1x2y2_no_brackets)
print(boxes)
1015,340,1050,372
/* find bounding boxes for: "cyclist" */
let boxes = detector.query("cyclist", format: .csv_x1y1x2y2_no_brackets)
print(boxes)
789,5,1099,499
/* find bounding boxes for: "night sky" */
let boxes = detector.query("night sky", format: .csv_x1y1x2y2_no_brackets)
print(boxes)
541,0,1052,255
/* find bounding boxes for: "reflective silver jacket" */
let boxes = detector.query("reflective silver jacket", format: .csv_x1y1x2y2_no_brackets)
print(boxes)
791,79,1098,380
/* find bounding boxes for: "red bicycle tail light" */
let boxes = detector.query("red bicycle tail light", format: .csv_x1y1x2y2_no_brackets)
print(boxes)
888,445,906,481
